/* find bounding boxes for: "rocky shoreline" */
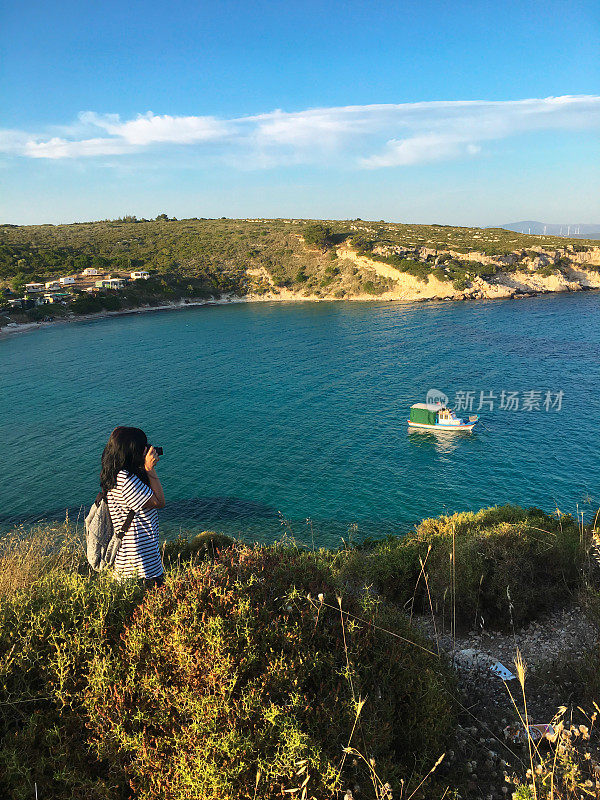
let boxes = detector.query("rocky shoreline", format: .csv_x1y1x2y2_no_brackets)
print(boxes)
2,265,600,338
334,245,600,302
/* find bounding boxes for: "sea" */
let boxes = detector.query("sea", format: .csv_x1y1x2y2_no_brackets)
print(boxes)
1,293,599,548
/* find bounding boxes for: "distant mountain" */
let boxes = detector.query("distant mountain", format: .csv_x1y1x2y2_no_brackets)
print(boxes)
498,221,600,239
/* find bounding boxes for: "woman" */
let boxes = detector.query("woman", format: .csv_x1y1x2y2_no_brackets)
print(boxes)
100,426,166,587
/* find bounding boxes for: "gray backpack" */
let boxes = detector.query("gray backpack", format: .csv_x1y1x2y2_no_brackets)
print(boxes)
85,490,135,571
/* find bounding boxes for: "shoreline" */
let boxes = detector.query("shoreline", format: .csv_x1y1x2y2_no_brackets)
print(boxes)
2,284,600,339
0,295,249,338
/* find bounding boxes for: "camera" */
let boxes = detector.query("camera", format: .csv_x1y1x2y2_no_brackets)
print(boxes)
154,446,163,456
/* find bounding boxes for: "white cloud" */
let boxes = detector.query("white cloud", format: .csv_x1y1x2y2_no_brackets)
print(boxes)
24,136,136,159
358,95,600,168
3,96,599,167
247,105,392,147
359,133,469,168
80,111,230,145
0,129,37,154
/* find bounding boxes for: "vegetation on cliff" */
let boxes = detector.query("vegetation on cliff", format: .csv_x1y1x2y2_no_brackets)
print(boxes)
0,505,599,798
1,218,598,322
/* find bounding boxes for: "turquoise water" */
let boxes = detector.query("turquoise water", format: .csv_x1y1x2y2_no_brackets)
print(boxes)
1,295,599,547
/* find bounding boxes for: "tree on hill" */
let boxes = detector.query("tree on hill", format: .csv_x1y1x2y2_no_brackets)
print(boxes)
303,224,332,251
10,273,27,295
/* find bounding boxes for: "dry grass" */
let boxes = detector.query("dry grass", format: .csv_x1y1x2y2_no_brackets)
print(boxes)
0,522,83,597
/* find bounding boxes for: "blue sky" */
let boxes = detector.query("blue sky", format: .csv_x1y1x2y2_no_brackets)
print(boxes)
1,0,598,225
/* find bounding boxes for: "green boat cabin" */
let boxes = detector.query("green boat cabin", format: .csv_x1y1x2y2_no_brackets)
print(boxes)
409,403,438,425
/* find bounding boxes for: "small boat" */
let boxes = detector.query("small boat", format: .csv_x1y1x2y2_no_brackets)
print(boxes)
408,403,479,431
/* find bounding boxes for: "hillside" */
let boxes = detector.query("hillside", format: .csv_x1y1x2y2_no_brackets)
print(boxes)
1,218,600,325
1,506,599,799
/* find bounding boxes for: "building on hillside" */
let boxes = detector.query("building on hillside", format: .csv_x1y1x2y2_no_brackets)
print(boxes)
130,270,150,280
45,280,61,290
59,276,76,285
8,297,35,310
82,267,99,276
95,277,127,289
107,277,126,289
25,282,45,293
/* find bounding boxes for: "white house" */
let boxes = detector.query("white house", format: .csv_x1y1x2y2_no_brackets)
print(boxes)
130,270,150,280
82,267,99,276
107,278,126,289
25,282,45,293
45,280,61,290
59,276,76,285
96,277,126,289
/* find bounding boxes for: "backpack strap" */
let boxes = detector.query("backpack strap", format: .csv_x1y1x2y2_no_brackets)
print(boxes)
116,510,136,540
97,489,136,539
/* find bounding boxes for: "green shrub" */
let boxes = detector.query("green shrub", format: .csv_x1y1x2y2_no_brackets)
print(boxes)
70,294,105,314
327,537,425,608
0,522,81,596
0,566,142,799
362,279,388,295
86,546,455,799
100,292,122,311
410,506,583,629
269,264,291,287
452,276,469,291
325,506,584,631
537,264,557,277
397,258,430,281
303,224,332,251
162,530,235,566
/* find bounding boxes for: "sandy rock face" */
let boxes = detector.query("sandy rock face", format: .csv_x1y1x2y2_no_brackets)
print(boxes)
245,244,600,305
469,277,515,299
572,246,600,267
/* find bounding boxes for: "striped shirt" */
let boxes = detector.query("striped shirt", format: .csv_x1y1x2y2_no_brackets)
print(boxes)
107,470,163,579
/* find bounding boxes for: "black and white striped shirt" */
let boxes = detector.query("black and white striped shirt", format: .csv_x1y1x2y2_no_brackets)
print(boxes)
108,470,163,579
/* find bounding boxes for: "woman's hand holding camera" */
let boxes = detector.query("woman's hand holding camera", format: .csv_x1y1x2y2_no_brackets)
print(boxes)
144,445,160,475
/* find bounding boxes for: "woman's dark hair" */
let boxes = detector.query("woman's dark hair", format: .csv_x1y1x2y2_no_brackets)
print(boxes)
100,426,149,493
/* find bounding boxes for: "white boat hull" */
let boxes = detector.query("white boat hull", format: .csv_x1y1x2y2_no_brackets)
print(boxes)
407,420,477,432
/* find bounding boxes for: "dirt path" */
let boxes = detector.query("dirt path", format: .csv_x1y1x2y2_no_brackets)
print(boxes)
412,605,599,798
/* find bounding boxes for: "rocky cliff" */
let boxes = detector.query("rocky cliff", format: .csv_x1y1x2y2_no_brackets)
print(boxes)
248,244,600,303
